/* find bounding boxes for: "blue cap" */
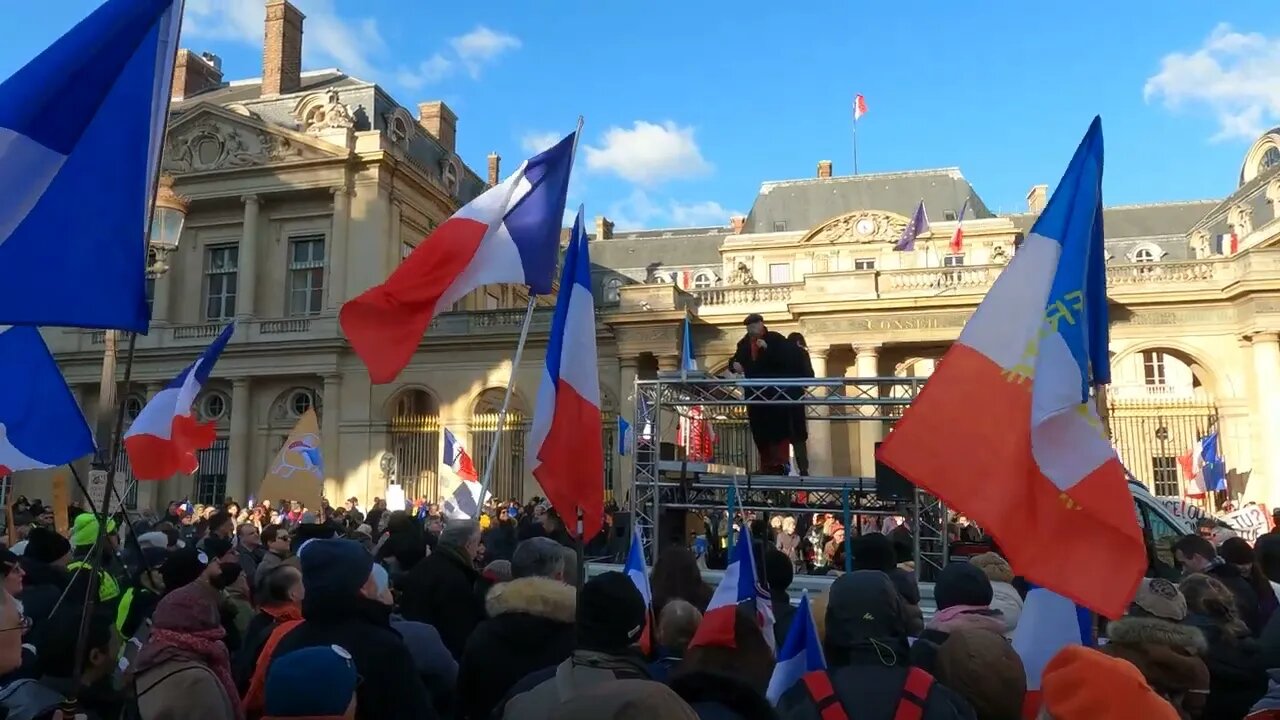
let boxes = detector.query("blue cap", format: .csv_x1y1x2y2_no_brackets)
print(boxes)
264,645,358,718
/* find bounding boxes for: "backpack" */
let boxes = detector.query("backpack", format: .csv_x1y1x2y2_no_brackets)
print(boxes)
801,667,936,720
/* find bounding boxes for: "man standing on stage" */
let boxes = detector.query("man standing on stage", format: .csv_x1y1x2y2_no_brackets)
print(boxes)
729,313,802,474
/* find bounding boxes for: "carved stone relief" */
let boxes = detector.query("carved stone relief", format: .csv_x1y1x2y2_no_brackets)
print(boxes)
302,89,355,133
163,120,318,174
727,261,757,285
1228,203,1254,238
1190,230,1212,259
802,211,909,245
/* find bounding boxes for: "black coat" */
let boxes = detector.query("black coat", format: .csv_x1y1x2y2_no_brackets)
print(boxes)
671,670,780,720
18,559,69,633
732,331,803,450
398,545,484,660
1208,562,1264,636
269,593,437,720
456,577,577,719
1186,614,1267,720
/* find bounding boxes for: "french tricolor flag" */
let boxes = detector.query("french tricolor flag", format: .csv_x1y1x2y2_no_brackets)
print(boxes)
123,323,234,480
949,197,971,254
340,132,575,384
527,207,605,540
1013,586,1093,719
689,525,775,652
442,428,485,519
877,118,1146,619
767,591,826,703
623,526,653,655
443,427,478,482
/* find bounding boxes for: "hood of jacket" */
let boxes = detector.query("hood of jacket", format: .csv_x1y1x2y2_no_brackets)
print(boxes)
669,671,777,720
1107,616,1208,655
824,571,911,668
302,590,393,629
989,582,1023,634
485,576,576,623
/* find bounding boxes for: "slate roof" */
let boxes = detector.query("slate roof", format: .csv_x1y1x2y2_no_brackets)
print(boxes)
170,69,486,203
743,168,992,234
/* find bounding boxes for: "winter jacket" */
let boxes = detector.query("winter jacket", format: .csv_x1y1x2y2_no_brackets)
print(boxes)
988,581,1023,636
499,649,652,720
237,544,265,590
777,571,975,720
252,550,287,589
1103,616,1210,720
1250,670,1280,719
233,603,301,693
390,614,457,717
1186,613,1268,720
0,675,119,720
1209,562,1264,636
670,670,779,720
17,559,68,636
772,592,797,651
135,658,238,720
398,545,484,660
268,592,438,720
457,576,576,719
909,605,1007,675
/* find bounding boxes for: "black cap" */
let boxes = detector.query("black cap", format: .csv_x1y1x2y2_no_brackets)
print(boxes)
743,313,764,326
578,571,646,652
24,526,71,565
934,562,994,610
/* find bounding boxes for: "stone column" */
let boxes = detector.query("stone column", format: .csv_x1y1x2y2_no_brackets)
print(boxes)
228,378,252,503
855,346,883,478
388,199,403,274
152,270,172,324
807,346,833,476
322,374,343,502
237,195,260,320
617,358,639,504
327,188,351,310
1250,333,1280,507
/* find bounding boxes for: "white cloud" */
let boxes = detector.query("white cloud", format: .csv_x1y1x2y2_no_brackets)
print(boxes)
397,54,454,90
1144,23,1280,142
182,0,260,43
585,121,712,185
606,190,737,230
520,131,563,155
450,26,522,78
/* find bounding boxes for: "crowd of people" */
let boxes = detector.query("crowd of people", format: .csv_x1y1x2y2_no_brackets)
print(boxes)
0,491,1277,718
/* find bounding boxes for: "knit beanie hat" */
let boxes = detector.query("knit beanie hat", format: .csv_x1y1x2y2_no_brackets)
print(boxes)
1042,646,1179,720
578,571,646,652
160,546,211,591
70,513,116,548
1130,578,1188,622
936,628,1026,720
969,552,1014,584
264,645,358,719
152,581,222,632
24,526,71,564
934,562,994,610
301,539,373,599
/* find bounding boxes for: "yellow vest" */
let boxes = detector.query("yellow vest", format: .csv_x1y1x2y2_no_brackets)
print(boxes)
66,560,121,602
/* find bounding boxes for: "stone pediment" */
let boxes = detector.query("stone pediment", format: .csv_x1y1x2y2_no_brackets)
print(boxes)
162,104,348,175
800,210,912,244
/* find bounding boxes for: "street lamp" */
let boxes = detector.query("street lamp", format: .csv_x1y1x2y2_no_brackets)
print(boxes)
95,173,190,467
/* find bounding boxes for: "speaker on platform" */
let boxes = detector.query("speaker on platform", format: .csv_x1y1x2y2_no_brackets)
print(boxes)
874,441,914,500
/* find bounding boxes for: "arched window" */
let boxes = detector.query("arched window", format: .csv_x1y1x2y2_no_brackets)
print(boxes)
603,277,623,303
1134,247,1157,263
693,271,715,289
651,273,670,284
289,389,315,417
1261,147,1280,174
199,392,229,422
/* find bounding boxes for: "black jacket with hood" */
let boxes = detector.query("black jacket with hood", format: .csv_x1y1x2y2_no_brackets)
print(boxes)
456,576,576,719
776,570,976,720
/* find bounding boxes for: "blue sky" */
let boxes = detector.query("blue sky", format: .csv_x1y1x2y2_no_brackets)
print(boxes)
3,1,1278,229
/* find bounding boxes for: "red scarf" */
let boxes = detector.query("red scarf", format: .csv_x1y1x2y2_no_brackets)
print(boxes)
137,626,244,720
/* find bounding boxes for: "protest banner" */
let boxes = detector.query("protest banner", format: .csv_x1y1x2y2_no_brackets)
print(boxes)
1222,504,1272,542
1156,496,1205,523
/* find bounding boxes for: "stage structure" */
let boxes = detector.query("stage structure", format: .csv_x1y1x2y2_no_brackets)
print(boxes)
631,373,951,578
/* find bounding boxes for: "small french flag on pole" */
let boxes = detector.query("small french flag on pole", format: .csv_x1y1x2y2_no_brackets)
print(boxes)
1013,585,1093,719
766,591,826,703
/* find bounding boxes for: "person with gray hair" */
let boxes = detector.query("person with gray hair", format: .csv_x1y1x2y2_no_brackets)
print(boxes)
457,537,578,720
399,518,484,661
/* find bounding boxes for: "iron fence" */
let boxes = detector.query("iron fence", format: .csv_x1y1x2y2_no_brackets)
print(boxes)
194,438,229,506
1109,398,1219,496
471,413,528,504
387,414,441,503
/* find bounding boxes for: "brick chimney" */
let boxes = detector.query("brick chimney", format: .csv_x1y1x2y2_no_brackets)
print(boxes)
417,101,457,154
817,160,833,178
171,50,222,101
262,0,304,97
595,216,614,240
1027,184,1049,214
730,215,746,234
486,152,501,187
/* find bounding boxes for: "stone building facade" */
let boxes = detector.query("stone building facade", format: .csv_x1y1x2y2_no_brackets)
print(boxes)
16,0,1280,513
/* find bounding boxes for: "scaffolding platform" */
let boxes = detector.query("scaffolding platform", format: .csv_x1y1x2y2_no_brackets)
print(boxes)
631,374,950,577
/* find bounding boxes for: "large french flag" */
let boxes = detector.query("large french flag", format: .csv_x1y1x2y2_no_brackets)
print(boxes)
1013,586,1093,719
877,118,1145,619
623,526,654,655
340,133,575,384
689,525,775,652
0,327,96,475
123,323,234,480
0,0,181,332
443,428,478,482
527,208,605,540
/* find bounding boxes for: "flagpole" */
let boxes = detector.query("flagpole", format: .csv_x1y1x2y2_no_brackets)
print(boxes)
852,115,859,176
476,115,585,507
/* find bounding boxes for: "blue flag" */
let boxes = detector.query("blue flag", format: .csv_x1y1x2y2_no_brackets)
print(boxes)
681,316,697,374
766,591,826,702
617,416,632,456
1200,431,1227,492
0,327,95,474
894,200,930,251
0,0,181,331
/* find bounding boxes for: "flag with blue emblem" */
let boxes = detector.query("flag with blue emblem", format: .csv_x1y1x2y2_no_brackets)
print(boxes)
0,327,95,475
0,0,182,331
878,117,1144,619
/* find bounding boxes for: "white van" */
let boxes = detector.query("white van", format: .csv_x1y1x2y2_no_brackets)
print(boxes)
1129,477,1196,566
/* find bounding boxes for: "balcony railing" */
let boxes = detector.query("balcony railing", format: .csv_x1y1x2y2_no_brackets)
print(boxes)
691,283,798,307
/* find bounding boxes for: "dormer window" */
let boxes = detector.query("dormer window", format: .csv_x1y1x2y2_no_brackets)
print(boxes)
391,116,409,144
1261,147,1280,175
442,160,459,195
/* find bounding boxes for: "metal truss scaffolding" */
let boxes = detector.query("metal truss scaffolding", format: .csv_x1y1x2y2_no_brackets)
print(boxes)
630,373,950,578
